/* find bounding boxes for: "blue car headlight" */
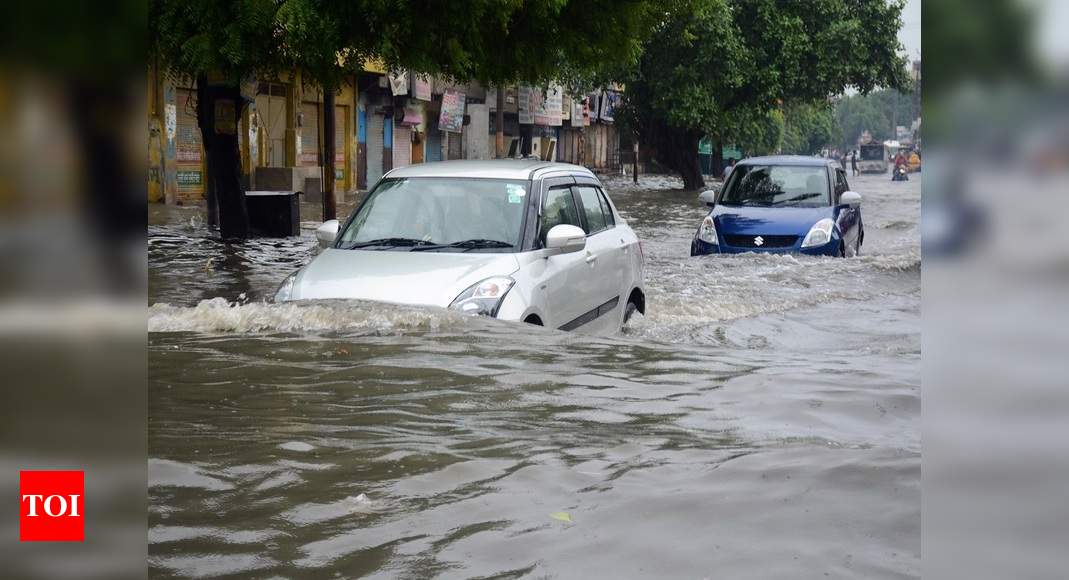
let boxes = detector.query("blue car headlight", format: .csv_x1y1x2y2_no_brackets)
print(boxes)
801,218,835,248
449,277,515,317
697,216,718,245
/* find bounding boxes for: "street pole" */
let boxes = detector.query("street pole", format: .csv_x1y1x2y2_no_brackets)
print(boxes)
495,86,505,158
632,136,639,184
322,89,337,221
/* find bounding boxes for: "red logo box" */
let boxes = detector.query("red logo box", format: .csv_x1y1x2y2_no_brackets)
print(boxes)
19,470,84,542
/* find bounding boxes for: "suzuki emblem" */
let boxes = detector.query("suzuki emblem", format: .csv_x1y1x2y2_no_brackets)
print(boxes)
754,236,764,246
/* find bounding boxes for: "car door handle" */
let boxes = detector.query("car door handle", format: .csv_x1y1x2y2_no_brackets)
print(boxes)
585,253,598,264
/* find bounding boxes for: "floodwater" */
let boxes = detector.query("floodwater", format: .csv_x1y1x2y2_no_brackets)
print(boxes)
148,170,920,578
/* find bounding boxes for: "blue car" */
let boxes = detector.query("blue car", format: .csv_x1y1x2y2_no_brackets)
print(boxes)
690,156,863,257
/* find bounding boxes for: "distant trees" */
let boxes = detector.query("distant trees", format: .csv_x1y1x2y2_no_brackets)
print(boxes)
616,0,909,190
833,83,919,150
782,102,838,156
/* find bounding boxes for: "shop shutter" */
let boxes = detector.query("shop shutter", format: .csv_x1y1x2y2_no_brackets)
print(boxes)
175,88,205,201
447,128,463,160
366,113,384,186
300,102,319,166
335,105,348,189
426,118,442,162
393,123,411,168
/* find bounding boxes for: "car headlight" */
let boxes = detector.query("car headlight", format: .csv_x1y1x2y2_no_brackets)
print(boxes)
697,216,718,244
274,272,297,302
801,218,835,248
449,277,515,317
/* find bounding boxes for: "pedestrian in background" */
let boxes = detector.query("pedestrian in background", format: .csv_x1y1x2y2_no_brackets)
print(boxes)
851,150,859,176
723,157,737,180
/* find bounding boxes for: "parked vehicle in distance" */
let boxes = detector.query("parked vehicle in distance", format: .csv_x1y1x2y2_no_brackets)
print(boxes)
857,142,889,173
690,155,863,258
275,160,646,332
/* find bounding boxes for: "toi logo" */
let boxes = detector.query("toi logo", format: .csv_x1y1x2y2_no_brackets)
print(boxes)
19,470,84,542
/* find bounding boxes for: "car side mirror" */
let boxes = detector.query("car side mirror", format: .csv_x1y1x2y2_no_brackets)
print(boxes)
698,190,717,207
545,224,586,255
316,219,340,248
840,191,861,208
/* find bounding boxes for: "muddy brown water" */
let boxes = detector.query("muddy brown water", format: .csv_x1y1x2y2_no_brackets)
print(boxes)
149,172,920,578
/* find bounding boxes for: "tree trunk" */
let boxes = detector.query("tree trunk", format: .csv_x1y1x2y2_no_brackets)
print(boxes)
646,120,704,190
196,75,219,228
322,90,337,221
632,136,639,183
199,82,249,240
495,87,505,158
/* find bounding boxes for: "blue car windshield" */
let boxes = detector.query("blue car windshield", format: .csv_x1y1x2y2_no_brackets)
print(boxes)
720,165,831,207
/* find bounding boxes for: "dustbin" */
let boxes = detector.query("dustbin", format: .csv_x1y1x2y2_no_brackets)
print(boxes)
245,190,300,237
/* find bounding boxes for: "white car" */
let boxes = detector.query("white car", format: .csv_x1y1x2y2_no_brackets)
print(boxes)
275,160,646,332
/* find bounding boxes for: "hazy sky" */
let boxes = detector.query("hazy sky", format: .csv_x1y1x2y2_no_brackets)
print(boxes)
899,0,921,60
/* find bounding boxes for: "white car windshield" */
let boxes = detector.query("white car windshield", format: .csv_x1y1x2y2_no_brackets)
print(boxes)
720,165,831,207
337,177,528,251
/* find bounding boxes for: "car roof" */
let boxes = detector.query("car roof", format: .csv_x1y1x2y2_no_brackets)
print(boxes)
739,155,834,167
384,159,596,180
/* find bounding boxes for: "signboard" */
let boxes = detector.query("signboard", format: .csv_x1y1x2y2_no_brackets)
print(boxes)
587,91,601,122
533,84,562,126
412,74,432,101
177,170,202,185
561,95,571,121
517,86,533,124
388,70,409,96
438,89,466,133
164,104,176,141
570,96,585,126
599,91,617,123
401,105,422,126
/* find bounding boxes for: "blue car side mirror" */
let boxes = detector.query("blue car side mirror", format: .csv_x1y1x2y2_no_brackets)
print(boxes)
698,190,717,207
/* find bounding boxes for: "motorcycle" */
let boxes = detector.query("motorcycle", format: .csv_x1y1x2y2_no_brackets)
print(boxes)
892,165,909,181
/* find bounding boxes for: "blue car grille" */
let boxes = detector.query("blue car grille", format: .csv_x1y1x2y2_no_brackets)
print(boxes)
723,234,798,248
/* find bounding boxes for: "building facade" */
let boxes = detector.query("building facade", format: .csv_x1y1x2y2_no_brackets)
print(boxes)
148,63,624,204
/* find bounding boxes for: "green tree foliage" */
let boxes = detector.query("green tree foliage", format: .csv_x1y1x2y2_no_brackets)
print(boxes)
780,102,837,155
150,0,664,237
730,108,785,157
618,0,909,189
151,0,661,99
832,84,919,150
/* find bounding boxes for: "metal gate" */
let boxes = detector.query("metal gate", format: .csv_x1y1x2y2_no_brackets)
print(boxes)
447,129,463,160
254,84,287,167
366,113,384,187
393,123,411,168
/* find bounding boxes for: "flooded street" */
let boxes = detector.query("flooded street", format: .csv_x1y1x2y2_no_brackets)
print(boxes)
148,172,920,578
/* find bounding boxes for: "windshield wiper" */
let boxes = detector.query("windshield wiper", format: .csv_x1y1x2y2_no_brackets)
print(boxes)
345,237,435,249
772,193,823,205
409,239,514,252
